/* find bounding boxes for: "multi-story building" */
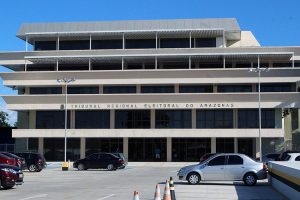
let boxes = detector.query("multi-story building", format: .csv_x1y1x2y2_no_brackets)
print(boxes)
0,18,300,161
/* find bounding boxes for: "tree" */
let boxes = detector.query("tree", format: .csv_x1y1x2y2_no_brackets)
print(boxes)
0,111,11,127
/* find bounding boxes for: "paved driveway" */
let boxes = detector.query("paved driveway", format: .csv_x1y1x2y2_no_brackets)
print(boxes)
0,165,284,200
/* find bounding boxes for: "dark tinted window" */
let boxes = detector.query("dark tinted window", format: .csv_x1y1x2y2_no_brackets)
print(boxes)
35,41,56,51
208,155,225,166
126,39,156,49
103,86,136,94
27,65,55,71
227,155,243,165
160,38,189,48
295,156,300,161
179,85,213,93
194,38,216,48
88,154,99,160
68,87,99,94
93,62,122,70
92,40,122,49
115,110,150,129
238,109,275,128
258,83,295,92
218,85,252,93
59,40,89,50
75,111,110,129
36,111,70,129
141,85,174,93
30,87,62,94
58,64,89,71
155,110,191,128
100,154,113,159
196,110,233,128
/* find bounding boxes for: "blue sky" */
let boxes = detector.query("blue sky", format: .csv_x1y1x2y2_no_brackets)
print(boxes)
1,0,300,124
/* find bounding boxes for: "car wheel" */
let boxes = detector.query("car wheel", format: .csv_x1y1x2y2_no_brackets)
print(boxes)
78,164,85,171
0,177,2,189
243,173,257,186
29,164,38,172
36,169,42,172
187,172,200,185
107,164,114,171
3,185,14,189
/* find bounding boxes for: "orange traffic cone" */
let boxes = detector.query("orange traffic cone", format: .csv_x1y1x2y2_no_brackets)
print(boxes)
163,180,171,200
133,191,140,200
154,184,161,200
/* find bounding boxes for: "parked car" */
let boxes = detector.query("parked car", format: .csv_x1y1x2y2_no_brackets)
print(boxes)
0,153,16,166
15,152,47,172
0,152,26,170
282,153,300,162
112,153,127,168
199,153,217,163
276,151,300,161
259,153,280,163
73,153,125,171
177,153,267,186
0,164,23,189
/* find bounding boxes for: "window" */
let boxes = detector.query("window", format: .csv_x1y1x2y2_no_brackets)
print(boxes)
75,111,110,129
30,87,62,94
238,109,275,128
208,155,225,166
103,86,136,94
115,110,150,129
58,64,89,71
196,110,233,128
59,40,89,50
194,38,216,48
93,62,122,70
92,40,122,49
125,39,156,49
179,85,213,93
85,138,123,156
227,155,243,165
27,65,55,71
259,83,295,92
34,41,56,51
36,111,70,129
87,154,99,160
160,38,189,48
141,85,174,93
68,86,99,94
216,138,234,153
218,85,252,93
28,138,38,152
295,156,300,161
44,138,79,161
155,110,191,128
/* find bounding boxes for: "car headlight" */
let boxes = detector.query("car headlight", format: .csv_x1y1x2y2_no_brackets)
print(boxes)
2,168,17,174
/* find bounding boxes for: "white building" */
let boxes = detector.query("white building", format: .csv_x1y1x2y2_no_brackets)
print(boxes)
0,18,300,161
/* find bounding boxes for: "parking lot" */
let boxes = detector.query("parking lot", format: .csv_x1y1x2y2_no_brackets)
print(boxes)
0,164,284,200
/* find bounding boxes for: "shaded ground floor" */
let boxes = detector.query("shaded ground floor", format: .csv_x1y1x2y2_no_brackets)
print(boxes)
17,137,284,162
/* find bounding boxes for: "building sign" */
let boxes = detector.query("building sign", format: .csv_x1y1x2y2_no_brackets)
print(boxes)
69,103,234,110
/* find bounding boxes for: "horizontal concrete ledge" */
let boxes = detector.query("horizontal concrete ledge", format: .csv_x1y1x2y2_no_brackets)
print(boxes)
12,128,284,138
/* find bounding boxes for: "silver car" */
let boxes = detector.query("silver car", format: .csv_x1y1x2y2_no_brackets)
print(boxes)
177,153,267,186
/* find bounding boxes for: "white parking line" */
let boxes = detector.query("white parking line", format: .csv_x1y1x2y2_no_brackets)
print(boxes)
19,194,48,200
97,194,115,200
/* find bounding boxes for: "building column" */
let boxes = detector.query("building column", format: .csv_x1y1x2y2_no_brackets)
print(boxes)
29,110,36,129
71,110,75,129
123,137,129,160
151,109,155,129
99,85,103,94
174,84,179,93
211,137,216,153
80,138,86,159
233,109,238,128
167,137,172,162
255,138,260,158
38,138,44,155
213,84,218,93
110,110,115,129
136,84,141,93
234,138,238,153
192,109,196,129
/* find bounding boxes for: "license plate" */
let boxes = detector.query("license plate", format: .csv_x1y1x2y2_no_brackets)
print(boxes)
19,174,23,178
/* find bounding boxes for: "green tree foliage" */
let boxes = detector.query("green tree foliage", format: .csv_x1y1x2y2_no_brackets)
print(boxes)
0,111,11,127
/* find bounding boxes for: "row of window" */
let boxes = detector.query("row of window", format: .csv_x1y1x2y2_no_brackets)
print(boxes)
28,83,297,95
34,38,216,51
35,109,276,129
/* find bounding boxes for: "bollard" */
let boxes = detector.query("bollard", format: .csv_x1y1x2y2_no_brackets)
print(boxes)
154,184,161,200
133,190,140,200
62,162,69,171
163,180,171,200
169,177,176,200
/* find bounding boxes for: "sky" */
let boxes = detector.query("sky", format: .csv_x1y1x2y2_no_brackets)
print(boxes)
1,0,300,125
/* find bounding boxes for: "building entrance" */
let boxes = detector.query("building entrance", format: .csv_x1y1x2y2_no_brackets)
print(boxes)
128,138,166,161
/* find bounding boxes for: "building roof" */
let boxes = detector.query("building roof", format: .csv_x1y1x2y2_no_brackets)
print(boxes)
17,18,241,40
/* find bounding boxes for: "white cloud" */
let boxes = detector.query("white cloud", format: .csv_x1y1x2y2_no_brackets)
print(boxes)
0,97,17,126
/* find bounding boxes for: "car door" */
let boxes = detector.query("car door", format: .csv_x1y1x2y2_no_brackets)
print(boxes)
100,154,112,168
86,154,99,169
224,155,245,180
202,155,226,180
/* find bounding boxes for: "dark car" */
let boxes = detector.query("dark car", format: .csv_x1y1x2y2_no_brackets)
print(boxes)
0,164,23,189
112,153,127,169
73,153,125,171
0,152,26,170
276,151,300,161
15,152,47,172
199,153,217,163
0,153,16,166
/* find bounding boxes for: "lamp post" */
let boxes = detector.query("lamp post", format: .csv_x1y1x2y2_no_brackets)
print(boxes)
57,77,75,167
249,56,269,162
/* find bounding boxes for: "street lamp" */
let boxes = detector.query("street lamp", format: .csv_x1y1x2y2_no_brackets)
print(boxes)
249,57,270,162
57,77,76,168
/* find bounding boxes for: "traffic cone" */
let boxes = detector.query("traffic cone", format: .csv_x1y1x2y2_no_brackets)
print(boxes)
163,180,171,200
154,184,161,200
133,191,140,200
169,177,176,200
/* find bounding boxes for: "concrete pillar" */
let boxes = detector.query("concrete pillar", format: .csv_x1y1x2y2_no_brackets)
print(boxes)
255,138,260,158
38,138,44,155
234,138,238,153
136,84,141,93
233,109,238,128
211,137,216,153
213,84,218,93
275,109,282,128
167,137,172,162
151,109,155,129
29,110,36,129
99,85,103,94
192,109,196,128
216,37,224,48
252,83,256,92
71,110,75,129
174,84,179,93
80,138,86,159
123,137,129,160
110,110,115,129
25,87,30,95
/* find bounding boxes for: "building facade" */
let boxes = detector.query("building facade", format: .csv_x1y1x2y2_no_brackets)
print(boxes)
1,18,300,161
